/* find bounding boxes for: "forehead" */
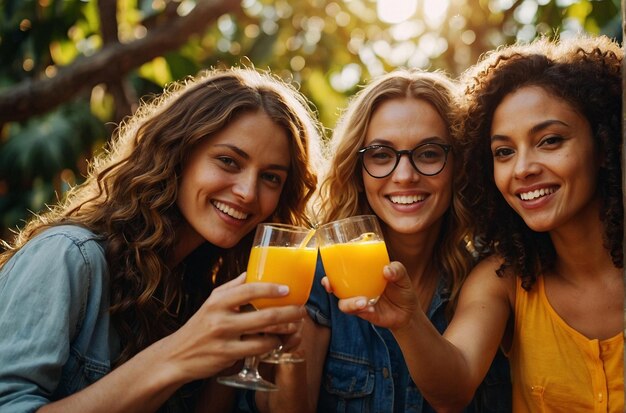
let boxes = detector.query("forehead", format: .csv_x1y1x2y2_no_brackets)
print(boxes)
365,97,449,146
491,86,585,133
203,111,291,162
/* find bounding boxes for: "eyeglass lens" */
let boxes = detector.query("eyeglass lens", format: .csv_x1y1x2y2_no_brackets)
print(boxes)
361,144,448,177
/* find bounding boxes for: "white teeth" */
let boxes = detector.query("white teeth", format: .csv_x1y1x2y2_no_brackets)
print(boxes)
519,187,556,201
389,194,426,204
213,201,248,220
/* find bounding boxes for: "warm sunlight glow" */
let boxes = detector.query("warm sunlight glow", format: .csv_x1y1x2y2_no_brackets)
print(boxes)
377,0,417,24
423,0,448,28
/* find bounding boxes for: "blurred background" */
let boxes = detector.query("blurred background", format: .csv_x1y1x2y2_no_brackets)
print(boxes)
0,0,622,240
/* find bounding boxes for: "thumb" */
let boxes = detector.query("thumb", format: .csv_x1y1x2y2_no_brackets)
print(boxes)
383,261,413,290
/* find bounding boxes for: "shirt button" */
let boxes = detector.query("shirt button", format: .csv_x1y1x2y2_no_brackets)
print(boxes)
382,368,389,378
598,393,603,402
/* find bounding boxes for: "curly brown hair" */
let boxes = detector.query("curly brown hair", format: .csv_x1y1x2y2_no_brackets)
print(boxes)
0,68,323,364
459,35,623,290
318,68,474,313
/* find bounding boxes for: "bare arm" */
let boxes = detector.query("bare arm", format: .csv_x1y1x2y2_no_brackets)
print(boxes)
194,378,237,413
335,258,512,412
256,314,330,413
37,275,306,413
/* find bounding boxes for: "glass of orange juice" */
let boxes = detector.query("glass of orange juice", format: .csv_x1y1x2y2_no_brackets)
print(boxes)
217,223,317,391
317,215,390,305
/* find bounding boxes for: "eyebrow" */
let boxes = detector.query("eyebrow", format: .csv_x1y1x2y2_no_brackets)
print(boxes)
367,136,447,146
213,143,290,171
491,119,570,143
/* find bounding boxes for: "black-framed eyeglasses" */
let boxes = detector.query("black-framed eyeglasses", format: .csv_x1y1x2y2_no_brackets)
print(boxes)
358,143,452,178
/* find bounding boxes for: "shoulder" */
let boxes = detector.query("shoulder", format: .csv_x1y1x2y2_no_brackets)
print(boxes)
30,224,105,248
462,255,516,305
24,225,106,264
1,225,109,290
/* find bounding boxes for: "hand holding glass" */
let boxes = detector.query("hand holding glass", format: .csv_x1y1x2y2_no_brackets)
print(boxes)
217,223,317,391
317,215,390,305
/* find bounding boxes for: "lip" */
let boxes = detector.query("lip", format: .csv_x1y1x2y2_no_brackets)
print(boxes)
514,185,559,209
212,200,251,224
385,192,429,211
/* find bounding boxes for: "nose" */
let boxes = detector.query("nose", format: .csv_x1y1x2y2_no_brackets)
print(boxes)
233,171,258,203
392,153,419,183
513,150,541,179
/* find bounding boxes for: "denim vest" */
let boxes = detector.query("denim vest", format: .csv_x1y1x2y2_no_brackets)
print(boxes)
0,225,199,413
306,257,511,413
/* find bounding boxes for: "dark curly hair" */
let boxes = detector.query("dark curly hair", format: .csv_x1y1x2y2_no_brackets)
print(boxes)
0,67,324,365
459,35,623,290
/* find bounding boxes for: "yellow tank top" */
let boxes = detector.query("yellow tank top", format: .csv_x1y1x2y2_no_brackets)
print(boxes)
509,276,624,412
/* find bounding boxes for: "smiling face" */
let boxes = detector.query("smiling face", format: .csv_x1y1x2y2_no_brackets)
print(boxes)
490,85,600,233
362,97,453,237
176,110,290,253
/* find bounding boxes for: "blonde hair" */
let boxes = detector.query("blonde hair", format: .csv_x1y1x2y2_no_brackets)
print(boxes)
319,68,473,314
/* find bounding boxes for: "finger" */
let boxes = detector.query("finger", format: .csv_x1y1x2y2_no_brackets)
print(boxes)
207,282,291,310
337,296,374,314
279,330,303,352
232,334,283,358
232,305,306,333
321,277,333,293
259,320,302,335
384,262,413,289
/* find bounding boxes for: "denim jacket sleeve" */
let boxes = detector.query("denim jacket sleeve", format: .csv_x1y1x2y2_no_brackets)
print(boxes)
0,226,110,413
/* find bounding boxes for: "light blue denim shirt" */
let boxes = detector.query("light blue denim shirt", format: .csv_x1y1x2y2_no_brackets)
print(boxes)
305,257,511,413
0,225,204,413
0,225,119,412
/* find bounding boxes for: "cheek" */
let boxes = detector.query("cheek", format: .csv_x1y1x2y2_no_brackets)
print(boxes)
259,187,286,217
492,163,509,194
362,174,381,203
432,174,454,210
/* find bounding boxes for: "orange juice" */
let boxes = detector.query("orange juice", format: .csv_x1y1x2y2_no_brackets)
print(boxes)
319,240,389,300
246,245,317,309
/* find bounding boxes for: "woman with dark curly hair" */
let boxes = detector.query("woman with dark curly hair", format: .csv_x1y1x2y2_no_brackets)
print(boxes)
0,67,324,412
334,35,623,412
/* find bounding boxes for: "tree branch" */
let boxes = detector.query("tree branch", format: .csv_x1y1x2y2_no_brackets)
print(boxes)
0,0,241,124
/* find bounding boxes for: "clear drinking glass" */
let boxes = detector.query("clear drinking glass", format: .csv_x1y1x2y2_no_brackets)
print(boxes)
316,215,390,305
217,223,317,391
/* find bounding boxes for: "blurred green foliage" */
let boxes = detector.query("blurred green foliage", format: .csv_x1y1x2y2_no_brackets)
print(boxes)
0,0,621,238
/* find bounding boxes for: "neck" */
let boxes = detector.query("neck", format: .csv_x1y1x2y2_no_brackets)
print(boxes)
384,228,440,285
550,200,617,282
171,221,205,267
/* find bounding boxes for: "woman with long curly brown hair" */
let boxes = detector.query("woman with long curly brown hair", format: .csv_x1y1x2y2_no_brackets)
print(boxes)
335,35,623,412
0,67,324,412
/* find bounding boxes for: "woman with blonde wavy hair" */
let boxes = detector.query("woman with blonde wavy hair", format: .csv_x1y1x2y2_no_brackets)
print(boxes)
0,67,323,413
248,68,510,413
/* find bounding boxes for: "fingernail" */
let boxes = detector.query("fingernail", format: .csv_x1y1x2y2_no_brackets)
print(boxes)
278,285,289,295
356,299,366,309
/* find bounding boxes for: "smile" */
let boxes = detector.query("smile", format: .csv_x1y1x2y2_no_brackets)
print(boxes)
389,194,426,205
518,187,557,201
212,201,249,220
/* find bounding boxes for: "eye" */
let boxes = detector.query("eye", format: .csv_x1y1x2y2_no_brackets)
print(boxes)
366,147,395,163
415,147,444,163
492,147,514,159
261,172,284,186
217,156,239,169
539,135,564,147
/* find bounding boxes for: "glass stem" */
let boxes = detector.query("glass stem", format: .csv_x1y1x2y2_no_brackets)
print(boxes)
239,356,262,379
